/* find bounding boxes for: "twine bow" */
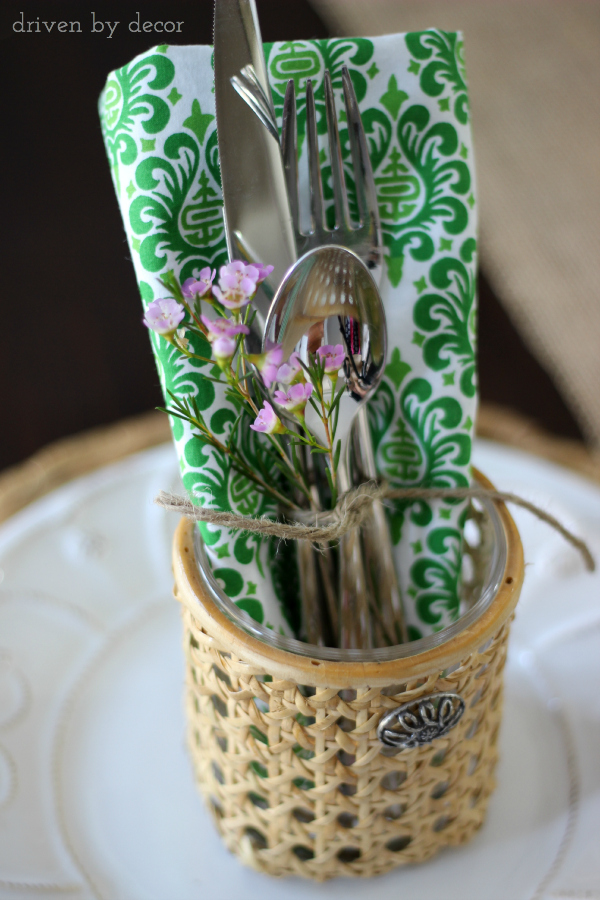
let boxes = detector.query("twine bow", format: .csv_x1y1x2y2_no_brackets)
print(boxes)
155,482,595,572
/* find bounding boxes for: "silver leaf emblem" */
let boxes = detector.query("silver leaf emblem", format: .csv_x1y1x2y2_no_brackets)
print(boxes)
377,692,465,749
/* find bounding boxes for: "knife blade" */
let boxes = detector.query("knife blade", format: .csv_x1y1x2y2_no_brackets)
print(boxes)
214,0,334,645
213,0,296,322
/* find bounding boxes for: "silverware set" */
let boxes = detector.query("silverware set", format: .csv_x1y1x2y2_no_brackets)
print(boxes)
214,0,406,648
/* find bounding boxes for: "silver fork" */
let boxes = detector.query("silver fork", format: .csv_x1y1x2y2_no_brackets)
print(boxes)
282,68,408,646
282,68,383,278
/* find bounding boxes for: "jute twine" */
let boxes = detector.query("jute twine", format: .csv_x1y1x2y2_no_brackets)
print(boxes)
157,482,595,572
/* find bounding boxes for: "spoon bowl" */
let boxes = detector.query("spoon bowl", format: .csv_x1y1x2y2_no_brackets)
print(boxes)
264,245,387,449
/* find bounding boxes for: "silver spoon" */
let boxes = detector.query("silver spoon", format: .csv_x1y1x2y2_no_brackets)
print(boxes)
264,245,387,649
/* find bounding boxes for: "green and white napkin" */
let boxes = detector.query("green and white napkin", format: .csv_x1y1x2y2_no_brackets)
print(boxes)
100,30,477,640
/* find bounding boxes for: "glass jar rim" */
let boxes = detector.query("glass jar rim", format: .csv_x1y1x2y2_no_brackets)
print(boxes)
193,491,508,663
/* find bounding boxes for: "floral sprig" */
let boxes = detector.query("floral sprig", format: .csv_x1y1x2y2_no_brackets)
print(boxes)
144,262,347,512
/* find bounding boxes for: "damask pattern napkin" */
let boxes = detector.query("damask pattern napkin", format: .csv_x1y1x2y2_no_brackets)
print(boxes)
99,30,477,640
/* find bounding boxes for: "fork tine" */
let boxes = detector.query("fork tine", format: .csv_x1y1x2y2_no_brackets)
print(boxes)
341,66,379,231
305,79,324,233
323,70,350,230
281,80,300,235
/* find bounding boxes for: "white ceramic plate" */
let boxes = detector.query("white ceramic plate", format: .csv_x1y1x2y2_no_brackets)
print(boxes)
0,440,599,900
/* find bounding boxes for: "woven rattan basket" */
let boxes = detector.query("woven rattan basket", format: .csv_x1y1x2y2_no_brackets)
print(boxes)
172,485,523,881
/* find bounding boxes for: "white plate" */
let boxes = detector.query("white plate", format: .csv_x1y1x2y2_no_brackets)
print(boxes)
0,440,599,900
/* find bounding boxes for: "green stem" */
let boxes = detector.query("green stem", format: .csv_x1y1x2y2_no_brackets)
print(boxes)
186,415,299,510
317,389,336,490
265,433,312,503
165,335,212,366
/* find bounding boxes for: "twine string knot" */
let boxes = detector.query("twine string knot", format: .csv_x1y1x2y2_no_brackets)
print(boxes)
155,481,595,572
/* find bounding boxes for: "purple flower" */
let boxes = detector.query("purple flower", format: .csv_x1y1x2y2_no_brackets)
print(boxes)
247,341,284,389
212,260,260,311
252,263,274,284
250,401,285,434
182,267,215,300
143,298,185,336
200,316,249,368
200,315,249,342
276,352,303,386
317,343,345,375
211,334,237,365
274,381,314,416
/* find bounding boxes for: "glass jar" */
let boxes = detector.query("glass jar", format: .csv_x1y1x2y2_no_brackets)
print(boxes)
172,470,523,880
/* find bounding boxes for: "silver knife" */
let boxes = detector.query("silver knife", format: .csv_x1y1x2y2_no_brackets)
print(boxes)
213,0,296,323
213,0,330,644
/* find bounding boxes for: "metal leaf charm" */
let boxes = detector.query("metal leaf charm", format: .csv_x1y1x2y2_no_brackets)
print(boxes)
377,692,465,749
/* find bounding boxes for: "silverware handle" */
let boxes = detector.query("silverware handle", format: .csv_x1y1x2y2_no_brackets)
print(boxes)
356,407,408,644
293,448,336,646
338,460,372,649
296,539,324,645
308,482,338,639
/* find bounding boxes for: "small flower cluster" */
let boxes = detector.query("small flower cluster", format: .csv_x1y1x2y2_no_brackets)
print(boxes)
248,350,313,433
143,262,347,510
201,315,249,365
144,261,272,371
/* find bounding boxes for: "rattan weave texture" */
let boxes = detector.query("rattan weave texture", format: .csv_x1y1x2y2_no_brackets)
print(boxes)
180,601,512,880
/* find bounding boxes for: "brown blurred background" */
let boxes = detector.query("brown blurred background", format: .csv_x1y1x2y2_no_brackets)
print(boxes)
1,0,598,475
